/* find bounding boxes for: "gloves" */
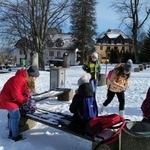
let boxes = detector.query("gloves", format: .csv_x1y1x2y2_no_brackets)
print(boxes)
20,99,37,115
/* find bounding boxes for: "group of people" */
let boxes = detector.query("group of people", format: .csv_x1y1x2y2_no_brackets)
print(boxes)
69,51,134,129
0,51,149,142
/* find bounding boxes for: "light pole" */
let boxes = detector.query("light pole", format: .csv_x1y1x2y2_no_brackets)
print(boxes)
105,48,110,83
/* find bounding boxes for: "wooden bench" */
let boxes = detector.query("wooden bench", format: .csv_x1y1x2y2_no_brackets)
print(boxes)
134,68,140,72
25,109,95,141
33,88,73,102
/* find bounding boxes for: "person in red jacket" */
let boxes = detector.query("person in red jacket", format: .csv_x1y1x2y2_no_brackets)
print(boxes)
0,65,39,141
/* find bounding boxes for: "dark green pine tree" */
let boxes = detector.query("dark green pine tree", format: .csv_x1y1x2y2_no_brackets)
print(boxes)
140,28,150,62
70,0,97,64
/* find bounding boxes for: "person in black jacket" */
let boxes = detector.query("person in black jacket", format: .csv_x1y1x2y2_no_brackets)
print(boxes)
69,73,97,129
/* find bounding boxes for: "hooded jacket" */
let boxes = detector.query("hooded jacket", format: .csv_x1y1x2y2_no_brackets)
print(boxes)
69,83,94,123
108,64,129,93
0,69,30,110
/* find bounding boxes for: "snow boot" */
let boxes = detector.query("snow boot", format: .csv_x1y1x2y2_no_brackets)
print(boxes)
100,105,106,113
119,110,124,117
8,131,12,139
12,134,23,142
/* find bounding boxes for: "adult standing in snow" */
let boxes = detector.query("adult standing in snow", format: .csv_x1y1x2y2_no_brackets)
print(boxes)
101,59,133,117
0,66,39,141
82,51,101,97
69,73,98,128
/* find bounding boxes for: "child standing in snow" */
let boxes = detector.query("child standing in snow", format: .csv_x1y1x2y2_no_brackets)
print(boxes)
0,66,39,141
101,59,133,117
82,51,101,97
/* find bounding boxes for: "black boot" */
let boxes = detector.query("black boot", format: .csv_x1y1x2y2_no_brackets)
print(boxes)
8,131,12,139
12,134,23,142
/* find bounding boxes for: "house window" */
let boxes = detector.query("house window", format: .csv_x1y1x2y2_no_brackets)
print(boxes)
57,51,61,58
56,38,64,47
49,51,54,57
20,50,24,55
100,46,103,50
107,46,110,50
111,40,114,44
114,46,118,50
122,46,125,51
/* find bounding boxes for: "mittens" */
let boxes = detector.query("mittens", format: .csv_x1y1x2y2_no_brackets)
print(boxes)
20,99,37,115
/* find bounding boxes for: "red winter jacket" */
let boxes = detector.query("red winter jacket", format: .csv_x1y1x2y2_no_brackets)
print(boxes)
0,69,30,110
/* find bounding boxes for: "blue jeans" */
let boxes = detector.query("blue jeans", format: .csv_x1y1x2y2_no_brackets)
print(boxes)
90,79,98,94
8,109,20,137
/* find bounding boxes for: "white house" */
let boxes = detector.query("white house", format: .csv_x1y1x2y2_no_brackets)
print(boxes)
16,31,79,66
45,32,78,66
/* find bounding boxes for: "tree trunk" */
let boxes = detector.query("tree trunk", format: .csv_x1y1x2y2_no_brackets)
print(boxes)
38,52,45,70
133,30,140,63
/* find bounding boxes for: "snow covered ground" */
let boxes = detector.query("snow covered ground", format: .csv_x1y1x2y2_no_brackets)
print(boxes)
0,64,150,150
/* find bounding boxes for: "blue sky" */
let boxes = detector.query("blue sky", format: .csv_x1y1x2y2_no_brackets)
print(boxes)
63,0,150,35
63,0,123,34
96,0,120,34
96,0,150,35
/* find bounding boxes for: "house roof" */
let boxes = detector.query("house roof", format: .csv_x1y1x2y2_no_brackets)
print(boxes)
97,29,130,39
49,33,73,48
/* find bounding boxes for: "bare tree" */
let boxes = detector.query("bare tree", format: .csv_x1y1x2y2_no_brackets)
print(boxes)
111,0,150,63
0,0,71,70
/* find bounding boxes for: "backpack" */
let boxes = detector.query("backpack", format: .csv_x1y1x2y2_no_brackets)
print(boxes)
141,88,150,118
107,69,114,80
107,64,122,80
86,114,125,144
78,97,98,122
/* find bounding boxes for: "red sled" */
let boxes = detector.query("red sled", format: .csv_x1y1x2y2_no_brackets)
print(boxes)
86,113,126,144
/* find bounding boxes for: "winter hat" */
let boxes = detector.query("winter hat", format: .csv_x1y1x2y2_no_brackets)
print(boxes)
123,59,133,72
27,66,40,77
78,73,91,87
91,52,98,59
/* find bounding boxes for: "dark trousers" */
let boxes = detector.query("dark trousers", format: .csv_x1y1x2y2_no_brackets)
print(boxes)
103,89,125,110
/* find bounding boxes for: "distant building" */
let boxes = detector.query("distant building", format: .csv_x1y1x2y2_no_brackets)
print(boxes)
16,29,79,66
46,31,78,66
95,29,133,63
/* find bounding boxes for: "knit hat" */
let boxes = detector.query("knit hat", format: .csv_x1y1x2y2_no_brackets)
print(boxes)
91,52,98,59
27,66,40,77
123,59,133,72
78,73,91,87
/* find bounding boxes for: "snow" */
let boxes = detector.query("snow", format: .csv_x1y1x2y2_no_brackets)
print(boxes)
0,64,150,150
98,29,129,39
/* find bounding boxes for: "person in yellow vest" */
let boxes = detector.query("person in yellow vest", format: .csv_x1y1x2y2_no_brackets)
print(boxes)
82,51,101,97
